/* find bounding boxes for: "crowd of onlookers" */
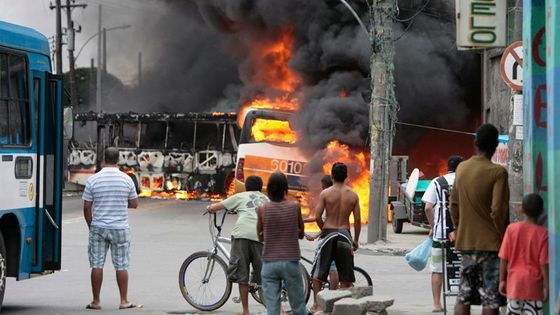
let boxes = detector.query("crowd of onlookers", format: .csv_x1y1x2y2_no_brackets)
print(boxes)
81,123,560,315
423,123,559,315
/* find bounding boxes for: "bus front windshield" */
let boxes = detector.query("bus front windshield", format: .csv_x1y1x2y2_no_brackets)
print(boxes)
250,118,297,144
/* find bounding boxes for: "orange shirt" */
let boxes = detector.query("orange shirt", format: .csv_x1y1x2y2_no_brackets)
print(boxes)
498,222,548,301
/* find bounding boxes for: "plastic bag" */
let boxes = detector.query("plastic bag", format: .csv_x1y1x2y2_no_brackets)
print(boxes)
405,238,433,271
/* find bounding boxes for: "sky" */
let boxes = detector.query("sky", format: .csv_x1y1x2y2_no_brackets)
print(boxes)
0,0,165,84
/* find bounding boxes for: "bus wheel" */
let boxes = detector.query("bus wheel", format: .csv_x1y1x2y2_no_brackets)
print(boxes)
0,232,7,310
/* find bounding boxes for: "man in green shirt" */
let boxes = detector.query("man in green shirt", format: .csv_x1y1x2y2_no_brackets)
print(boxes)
450,124,509,315
207,175,268,315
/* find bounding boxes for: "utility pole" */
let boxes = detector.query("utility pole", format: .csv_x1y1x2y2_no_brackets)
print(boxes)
368,0,397,243
52,0,86,109
49,0,63,74
508,0,523,221
138,52,142,87
96,4,102,113
102,28,107,75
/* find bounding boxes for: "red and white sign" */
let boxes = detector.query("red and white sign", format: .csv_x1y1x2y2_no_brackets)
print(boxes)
499,41,523,91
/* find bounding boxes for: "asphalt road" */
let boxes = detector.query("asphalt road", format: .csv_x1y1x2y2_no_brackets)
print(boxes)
1,196,444,315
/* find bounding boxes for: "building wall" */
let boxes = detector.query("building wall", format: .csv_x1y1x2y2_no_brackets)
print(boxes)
482,48,511,133
524,0,559,312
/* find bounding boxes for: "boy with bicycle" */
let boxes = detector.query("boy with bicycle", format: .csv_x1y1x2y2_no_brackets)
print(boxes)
207,175,268,315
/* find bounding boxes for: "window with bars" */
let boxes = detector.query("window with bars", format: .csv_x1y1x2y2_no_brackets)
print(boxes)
0,52,31,146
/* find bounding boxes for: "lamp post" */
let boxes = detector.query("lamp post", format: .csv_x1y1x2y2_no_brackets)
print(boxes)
74,24,131,64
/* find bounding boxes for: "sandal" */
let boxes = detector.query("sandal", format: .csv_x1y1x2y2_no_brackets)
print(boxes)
119,303,144,309
86,303,101,310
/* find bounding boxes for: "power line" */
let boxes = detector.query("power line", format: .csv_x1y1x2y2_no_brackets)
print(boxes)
392,0,431,22
395,121,475,136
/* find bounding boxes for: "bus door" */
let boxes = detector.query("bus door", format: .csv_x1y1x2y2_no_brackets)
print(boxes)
31,70,62,271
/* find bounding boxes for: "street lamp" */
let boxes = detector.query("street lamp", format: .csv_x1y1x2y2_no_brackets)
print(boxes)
74,24,131,63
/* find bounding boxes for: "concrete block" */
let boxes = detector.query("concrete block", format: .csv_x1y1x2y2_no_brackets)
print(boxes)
332,297,366,315
361,295,394,312
366,311,387,315
349,286,373,298
317,290,353,313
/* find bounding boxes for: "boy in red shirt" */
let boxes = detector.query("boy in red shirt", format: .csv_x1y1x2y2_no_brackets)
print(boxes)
498,193,549,314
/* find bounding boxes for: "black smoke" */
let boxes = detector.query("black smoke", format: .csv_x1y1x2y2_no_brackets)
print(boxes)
80,0,480,159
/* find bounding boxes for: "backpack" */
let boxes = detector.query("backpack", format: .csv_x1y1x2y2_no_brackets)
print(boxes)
434,176,455,239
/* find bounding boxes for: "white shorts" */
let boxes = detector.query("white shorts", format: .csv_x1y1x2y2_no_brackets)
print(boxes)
429,246,443,273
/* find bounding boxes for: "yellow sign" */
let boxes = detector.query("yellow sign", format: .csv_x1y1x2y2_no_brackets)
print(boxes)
28,183,34,201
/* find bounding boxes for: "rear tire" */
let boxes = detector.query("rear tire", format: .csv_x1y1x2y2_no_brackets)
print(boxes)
392,218,404,234
353,266,372,287
0,232,6,311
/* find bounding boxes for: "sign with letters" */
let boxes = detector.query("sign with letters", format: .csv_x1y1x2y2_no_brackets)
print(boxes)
456,0,507,49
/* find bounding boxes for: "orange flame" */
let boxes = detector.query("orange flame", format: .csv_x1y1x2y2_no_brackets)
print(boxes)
320,141,370,225
251,118,297,144
238,29,301,127
139,188,223,201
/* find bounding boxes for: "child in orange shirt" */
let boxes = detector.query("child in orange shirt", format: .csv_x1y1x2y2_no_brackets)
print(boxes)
498,193,549,315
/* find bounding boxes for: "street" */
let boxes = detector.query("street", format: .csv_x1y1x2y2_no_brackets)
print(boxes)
1,196,444,315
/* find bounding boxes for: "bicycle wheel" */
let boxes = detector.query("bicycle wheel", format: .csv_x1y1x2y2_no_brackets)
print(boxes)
178,251,232,311
269,263,311,308
353,266,373,287
249,272,265,305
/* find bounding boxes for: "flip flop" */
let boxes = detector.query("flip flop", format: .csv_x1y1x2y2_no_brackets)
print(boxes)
432,309,443,313
86,303,101,310
119,303,144,309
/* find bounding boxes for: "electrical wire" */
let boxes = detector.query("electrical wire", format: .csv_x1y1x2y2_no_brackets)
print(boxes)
395,122,475,136
392,0,431,22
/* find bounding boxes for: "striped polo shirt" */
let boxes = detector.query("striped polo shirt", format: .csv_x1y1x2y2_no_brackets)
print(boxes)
262,200,301,261
82,167,137,229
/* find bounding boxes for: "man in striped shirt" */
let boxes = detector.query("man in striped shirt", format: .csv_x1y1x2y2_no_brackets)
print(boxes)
83,147,139,310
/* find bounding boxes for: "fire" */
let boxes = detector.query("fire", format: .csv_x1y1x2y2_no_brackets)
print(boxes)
139,188,222,201
238,29,301,127
251,118,297,144
437,160,448,176
320,141,370,225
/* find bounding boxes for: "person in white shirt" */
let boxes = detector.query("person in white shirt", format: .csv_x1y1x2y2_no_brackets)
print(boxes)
422,155,463,312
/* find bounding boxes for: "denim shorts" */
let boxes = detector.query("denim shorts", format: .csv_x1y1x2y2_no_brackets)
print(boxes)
88,226,131,270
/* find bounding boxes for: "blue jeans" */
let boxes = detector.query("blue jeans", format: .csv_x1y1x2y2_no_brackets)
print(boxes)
261,261,306,315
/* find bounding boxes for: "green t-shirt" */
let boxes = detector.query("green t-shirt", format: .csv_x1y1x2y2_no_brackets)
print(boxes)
221,191,269,242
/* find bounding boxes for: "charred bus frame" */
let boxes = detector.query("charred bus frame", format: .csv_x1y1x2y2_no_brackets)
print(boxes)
69,111,240,195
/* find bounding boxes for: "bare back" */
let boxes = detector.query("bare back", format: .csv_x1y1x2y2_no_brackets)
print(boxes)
316,183,359,229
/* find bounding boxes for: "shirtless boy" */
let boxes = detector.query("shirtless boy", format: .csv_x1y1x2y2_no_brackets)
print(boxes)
309,162,361,313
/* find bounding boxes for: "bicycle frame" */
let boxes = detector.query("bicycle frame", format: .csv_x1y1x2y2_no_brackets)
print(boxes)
202,211,231,283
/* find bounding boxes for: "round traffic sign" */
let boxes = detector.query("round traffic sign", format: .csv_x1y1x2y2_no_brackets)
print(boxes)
499,41,523,91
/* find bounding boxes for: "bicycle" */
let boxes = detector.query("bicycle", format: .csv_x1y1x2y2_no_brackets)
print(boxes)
178,210,265,311
299,256,373,295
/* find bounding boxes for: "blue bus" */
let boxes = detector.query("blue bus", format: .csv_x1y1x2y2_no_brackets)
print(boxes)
0,21,63,307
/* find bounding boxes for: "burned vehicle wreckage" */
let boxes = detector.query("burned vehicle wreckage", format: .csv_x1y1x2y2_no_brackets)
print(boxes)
69,112,240,199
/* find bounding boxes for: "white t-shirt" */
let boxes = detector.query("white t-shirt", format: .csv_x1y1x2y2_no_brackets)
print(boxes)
421,172,455,241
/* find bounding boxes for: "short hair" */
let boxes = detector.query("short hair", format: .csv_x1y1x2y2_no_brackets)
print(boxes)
331,162,348,183
267,172,288,202
104,147,120,165
321,175,333,189
475,124,499,154
447,156,464,172
245,175,263,192
522,193,544,219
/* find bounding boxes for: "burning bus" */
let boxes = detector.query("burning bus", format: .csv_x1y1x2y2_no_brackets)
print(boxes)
234,108,308,195
68,112,240,199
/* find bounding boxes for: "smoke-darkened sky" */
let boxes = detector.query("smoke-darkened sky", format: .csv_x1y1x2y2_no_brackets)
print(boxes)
2,0,480,144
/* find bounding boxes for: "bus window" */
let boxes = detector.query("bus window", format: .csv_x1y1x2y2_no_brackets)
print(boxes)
0,54,7,97
0,53,30,146
250,118,296,144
